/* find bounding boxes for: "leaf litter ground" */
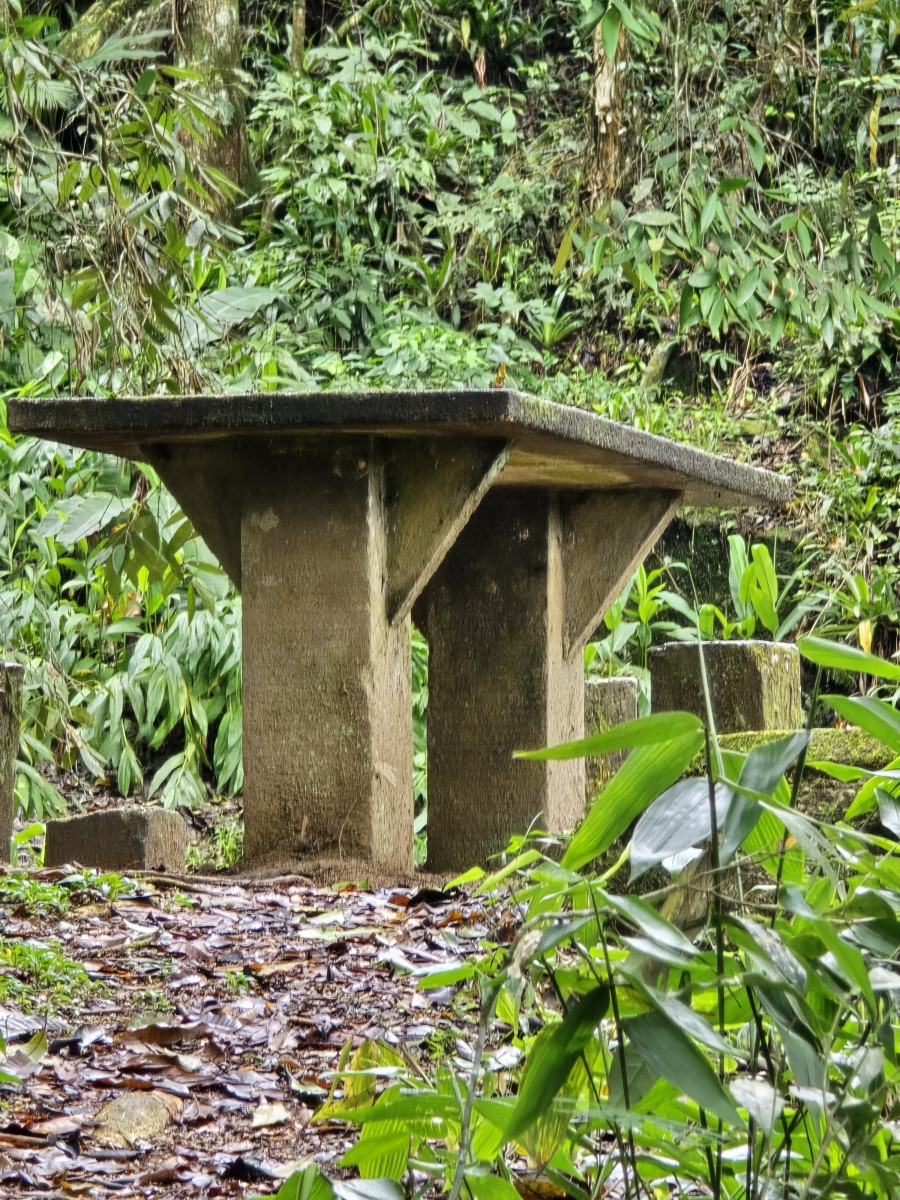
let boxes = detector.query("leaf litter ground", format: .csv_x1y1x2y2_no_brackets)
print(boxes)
0,863,509,1197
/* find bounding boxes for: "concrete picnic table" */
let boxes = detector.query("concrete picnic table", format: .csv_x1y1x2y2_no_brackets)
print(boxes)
9,390,789,874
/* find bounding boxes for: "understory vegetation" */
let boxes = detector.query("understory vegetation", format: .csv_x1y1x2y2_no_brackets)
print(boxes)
3,0,900,833
262,639,900,1200
5,1,900,1193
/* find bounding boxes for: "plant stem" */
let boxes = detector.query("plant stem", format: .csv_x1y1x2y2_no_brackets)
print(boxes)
447,973,499,1200
706,728,725,1200
770,665,822,927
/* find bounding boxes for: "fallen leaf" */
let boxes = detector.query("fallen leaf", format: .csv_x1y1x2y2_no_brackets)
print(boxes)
252,1102,292,1129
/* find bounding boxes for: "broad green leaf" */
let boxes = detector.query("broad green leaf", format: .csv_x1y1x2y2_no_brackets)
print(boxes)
735,268,761,306
821,694,900,752
517,711,703,761
729,1078,784,1135
472,1098,515,1161
315,1039,385,1120
700,192,717,236
343,1091,459,1129
876,788,900,838
630,778,733,880
653,994,737,1059
623,1011,742,1124
739,732,810,795
798,636,900,681
810,760,900,783
333,1182,403,1200
731,918,808,990
464,1176,520,1200
418,962,476,989
763,803,834,879
516,1029,595,1168
471,849,544,895
37,493,131,545
678,282,695,330
846,756,900,819
605,893,699,957
505,986,610,1142
805,917,877,1013
563,732,704,870
340,1130,409,1181
601,7,622,61
252,1164,334,1200
607,1046,679,1112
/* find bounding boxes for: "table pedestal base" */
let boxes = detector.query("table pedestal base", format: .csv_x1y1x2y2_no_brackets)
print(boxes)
153,434,508,873
240,441,412,870
422,487,678,871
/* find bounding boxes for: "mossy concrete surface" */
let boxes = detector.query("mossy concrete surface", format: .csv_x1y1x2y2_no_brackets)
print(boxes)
7,389,789,508
44,808,187,872
585,677,639,796
650,640,801,733
687,727,895,776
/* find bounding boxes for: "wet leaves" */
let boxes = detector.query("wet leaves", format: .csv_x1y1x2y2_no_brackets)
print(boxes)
0,867,495,1197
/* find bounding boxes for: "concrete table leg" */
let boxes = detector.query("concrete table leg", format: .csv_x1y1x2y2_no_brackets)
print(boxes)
423,487,679,871
239,439,411,871
153,435,508,874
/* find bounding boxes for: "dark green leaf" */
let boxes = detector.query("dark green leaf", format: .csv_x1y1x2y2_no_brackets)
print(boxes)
739,732,810,795
798,637,900,681
822,695,900,752
517,711,703,761
505,986,610,1142
624,1011,742,1124
600,7,621,61
630,779,733,880
562,732,704,870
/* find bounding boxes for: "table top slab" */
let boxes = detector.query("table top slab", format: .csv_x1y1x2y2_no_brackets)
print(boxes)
8,389,789,508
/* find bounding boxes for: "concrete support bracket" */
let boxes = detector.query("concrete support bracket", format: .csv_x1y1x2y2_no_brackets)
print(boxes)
561,488,681,658
424,486,682,871
385,438,509,625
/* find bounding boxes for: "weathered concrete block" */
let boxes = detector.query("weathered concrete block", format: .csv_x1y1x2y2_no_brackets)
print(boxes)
44,808,187,872
423,488,677,871
0,664,23,865
650,640,802,733
585,676,639,798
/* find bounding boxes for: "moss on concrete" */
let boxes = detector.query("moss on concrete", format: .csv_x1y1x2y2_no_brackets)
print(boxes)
687,727,894,775
651,640,801,733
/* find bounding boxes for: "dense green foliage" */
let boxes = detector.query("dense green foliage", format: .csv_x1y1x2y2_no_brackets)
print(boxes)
275,640,900,1200
5,4,900,1195
3,0,900,831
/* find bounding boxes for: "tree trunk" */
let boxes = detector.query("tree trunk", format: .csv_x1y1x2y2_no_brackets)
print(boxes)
583,20,627,207
57,0,150,61
0,664,23,866
291,0,305,73
175,0,256,221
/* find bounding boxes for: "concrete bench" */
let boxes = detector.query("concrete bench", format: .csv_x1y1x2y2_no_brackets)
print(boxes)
8,390,788,874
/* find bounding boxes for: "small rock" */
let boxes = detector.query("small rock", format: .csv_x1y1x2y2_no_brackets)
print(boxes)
93,1091,180,1148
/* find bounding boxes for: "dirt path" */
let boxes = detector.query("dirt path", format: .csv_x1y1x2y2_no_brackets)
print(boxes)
0,867,501,1197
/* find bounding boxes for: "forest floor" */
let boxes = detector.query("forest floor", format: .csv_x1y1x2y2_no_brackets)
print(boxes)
0,855,511,1199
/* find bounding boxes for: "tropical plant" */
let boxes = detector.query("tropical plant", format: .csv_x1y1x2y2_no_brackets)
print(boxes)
286,637,900,1200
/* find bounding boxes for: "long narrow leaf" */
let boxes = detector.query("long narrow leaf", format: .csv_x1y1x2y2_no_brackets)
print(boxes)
821,694,900,752
563,732,704,870
516,711,703,762
624,1011,742,1124
798,636,900,681
505,986,610,1142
